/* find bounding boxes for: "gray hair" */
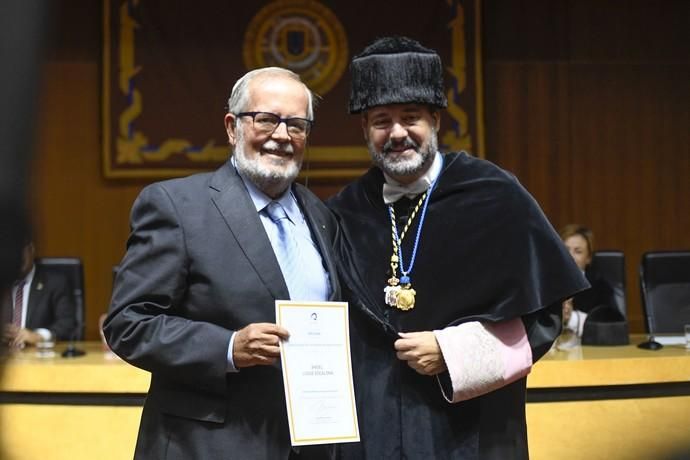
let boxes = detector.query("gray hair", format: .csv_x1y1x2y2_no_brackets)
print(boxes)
226,67,315,120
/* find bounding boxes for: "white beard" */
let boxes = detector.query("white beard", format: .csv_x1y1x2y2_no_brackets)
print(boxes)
233,125,301,195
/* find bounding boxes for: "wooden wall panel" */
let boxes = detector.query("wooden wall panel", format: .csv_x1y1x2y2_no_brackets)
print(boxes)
484,0,690,331
568,63,690,331
32,0,689,339
484,62,574,225
32,59,145,340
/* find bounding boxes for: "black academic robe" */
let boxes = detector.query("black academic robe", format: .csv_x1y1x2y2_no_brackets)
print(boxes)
328,152,588,459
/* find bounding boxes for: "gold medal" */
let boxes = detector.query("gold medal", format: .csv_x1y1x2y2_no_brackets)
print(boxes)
396,285,416,310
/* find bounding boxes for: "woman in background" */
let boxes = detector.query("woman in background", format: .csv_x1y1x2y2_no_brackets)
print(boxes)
559,224,615,338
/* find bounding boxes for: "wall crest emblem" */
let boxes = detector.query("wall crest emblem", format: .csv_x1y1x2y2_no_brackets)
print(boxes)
243,0,348,95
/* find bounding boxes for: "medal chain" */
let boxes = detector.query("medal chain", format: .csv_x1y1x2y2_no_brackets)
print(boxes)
383,179,437,310
388,192,427,281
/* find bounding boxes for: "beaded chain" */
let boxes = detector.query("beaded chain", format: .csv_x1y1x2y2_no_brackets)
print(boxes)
388,191,427,281
384,180,437,311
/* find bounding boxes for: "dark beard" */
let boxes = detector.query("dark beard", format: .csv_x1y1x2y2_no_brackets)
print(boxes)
368,129,437,178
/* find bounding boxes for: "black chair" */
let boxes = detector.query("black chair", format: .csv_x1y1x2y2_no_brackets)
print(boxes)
590,251,627,319
578,251,630,345
34,257,85,341
639,251,690,349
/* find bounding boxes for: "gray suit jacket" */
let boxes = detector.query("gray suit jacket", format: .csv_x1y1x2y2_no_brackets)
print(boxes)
104,163,341,460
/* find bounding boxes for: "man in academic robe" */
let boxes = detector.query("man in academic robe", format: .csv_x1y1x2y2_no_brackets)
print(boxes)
328,36,588,459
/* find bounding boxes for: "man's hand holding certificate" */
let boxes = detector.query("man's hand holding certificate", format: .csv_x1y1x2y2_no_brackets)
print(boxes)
276,301,360,446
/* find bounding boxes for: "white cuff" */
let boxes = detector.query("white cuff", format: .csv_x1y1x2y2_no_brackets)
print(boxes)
227,332,239,373
566,310,588,337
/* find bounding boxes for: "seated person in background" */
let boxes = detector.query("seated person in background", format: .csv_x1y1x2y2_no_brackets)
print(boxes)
2,239,77,348
559,224,615,337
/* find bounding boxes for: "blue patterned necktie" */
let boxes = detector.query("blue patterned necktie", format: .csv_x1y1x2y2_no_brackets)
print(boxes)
265,201,303,300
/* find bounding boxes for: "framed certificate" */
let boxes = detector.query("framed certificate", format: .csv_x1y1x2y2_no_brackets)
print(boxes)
276,301,360,446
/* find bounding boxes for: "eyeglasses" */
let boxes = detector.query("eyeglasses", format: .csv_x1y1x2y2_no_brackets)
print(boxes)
236,112,313,139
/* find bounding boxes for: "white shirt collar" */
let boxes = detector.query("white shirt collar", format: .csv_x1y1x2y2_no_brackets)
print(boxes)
382,151,443,204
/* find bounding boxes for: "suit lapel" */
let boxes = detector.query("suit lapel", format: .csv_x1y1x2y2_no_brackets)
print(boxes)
209,164,289,300
293,186,340,301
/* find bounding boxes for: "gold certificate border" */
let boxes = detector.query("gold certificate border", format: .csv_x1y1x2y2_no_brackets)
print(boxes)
276,301,360,445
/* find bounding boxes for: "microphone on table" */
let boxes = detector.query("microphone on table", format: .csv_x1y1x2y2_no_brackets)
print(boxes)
62,340,85,357
62,288,86,358
637,312,663,351
637,334,663,350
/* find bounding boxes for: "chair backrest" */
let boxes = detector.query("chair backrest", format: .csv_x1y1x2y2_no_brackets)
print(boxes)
639,251,690,334
590,250,627,318
34,257,85,340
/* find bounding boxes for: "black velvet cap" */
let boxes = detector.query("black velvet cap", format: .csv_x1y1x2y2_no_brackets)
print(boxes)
349,36,448,114
581,305,630,346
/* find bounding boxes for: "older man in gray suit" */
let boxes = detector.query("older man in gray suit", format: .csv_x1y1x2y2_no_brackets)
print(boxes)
104,67,340,460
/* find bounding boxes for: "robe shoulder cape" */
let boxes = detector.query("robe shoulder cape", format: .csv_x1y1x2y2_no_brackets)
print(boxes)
329,152,587,334
327,152,588,459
